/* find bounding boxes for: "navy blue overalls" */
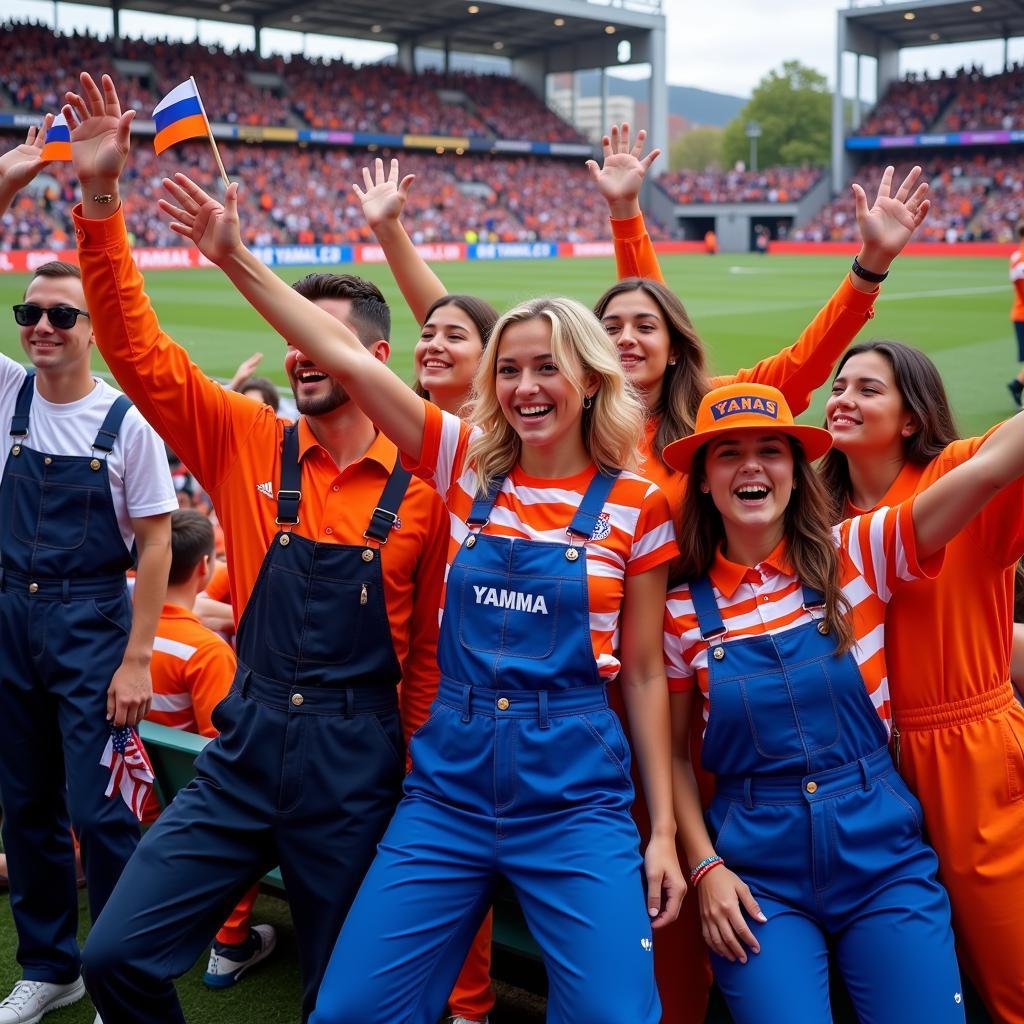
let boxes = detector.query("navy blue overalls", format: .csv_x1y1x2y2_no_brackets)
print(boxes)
313,469,661,1024
83,424,410,1023
689,575,965,1023
0,370,141,985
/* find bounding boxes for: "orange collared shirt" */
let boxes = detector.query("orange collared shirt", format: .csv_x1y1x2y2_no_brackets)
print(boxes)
74,205,449,738
846,430,1024,713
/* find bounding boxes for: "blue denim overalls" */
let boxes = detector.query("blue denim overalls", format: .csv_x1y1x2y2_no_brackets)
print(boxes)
0,370,141,985
84,424,411,1023
690,574,965,1023
314,468,662,1024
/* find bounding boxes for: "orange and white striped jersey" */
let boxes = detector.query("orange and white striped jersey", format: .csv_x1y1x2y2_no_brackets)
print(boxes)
406,400,678,680
1011,248,1024,322
148,603,237,737
663,503,942,732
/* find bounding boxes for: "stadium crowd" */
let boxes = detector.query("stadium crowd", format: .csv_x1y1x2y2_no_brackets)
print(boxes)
856,63,1024,136
0,136,635,248
0,22,585,142
657,164,823,204
797,152,1024,243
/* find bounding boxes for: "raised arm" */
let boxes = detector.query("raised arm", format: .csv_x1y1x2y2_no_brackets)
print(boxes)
355,157,447,324
913,411,1024,561
0,115,53,218
586,123,665,284
726,164,931,414
159,173,426,462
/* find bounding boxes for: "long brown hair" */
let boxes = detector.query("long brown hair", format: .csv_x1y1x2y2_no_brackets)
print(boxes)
818,340,959,509
413,294,498,400
676,438,855,652
593,278,713,464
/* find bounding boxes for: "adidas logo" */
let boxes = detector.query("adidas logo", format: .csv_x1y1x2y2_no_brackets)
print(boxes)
640,937,653,952
256,481,274,499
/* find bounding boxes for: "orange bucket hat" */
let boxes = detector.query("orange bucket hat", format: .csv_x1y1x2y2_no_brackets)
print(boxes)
662,382,833,474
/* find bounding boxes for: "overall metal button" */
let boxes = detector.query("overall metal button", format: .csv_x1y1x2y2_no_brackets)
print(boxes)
817,621,828,634
361,548,374,562
805,781,818,794
43,456,52,465
291,693,304,707
712,646,725,661
496,697,510,711
465,535,477,549
89,458,101,471
279,534,290,546
565,547,579,561
11,445,20,456
28,582,38,594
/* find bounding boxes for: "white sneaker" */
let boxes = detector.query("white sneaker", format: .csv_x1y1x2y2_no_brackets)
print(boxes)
202,924,277,988
0,979,86,1024
449,1018,490,1024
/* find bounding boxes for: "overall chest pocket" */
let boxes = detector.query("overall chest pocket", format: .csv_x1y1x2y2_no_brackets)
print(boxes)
12,475,94,551
457,573,562,660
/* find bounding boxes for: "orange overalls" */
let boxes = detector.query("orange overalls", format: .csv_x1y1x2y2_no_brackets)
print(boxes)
848,437,1024,1022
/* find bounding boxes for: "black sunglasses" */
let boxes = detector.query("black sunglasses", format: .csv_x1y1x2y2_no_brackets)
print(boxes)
13,303,91,330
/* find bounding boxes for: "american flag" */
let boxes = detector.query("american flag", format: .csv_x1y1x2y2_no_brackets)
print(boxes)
101,726,155,821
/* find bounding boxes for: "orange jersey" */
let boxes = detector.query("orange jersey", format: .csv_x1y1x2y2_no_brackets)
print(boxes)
1011,248,1024,322
405,400,678,680
846,430,1024,712
74,205,449,739
149,603,237,737
203,563,232,607
664,503,942,732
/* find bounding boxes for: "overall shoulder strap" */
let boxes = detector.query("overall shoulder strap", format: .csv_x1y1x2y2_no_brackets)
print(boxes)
276,423,302,525
467,474,506,528
10,369,35,438
689,575,727,641
92,394,134,453
364,457,413,543
567,469,620,539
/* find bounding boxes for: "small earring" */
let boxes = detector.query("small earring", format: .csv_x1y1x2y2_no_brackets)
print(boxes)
700,483,710,494
583,394,593,409
668,359,677,366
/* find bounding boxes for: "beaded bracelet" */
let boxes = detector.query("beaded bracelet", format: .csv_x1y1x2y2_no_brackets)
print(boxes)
689,854,723,884
691,858,725,887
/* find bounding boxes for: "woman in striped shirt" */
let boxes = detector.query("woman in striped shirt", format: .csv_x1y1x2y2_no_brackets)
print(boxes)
159,173,685,1024
662,380,1024,1024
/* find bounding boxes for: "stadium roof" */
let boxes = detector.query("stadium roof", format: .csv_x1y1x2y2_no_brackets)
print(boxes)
97,0,664,57
844,0,1024,49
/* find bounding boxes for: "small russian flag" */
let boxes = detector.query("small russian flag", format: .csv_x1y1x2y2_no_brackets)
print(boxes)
153,78,209,154
40,113,72,162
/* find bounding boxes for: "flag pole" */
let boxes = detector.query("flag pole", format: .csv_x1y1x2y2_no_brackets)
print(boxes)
191,76,230,187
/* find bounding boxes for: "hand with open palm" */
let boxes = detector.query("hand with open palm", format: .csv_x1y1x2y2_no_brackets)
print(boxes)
0,115,54,215
354,157,416,234
585,123,661,219
159,173,242,266
63,72,135,200
853,164,930,273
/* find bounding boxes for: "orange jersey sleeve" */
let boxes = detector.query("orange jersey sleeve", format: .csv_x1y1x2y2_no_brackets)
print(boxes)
611,213,665,284
72,204,264,494
715,276,877,416
204,564,232,605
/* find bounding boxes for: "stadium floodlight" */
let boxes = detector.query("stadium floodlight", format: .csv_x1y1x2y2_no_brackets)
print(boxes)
745,120,763,172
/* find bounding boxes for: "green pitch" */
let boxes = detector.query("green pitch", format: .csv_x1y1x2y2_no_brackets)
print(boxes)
0,252,1017,438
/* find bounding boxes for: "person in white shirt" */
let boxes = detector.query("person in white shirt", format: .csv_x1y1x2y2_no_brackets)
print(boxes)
0,127,175,1024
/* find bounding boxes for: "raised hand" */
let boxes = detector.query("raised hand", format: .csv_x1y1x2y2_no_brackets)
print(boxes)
585,123,661,218
853,165,930,271
64,72,134,189
353,157,415,232
158,173,242,265
0,115,54,211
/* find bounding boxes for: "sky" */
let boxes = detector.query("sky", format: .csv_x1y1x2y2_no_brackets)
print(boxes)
4,0,1024,101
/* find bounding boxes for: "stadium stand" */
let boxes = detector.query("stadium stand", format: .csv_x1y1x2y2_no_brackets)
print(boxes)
657,165,823,204
0,22,585,141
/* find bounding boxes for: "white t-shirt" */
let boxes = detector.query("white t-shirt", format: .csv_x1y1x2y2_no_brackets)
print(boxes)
0,354,177,552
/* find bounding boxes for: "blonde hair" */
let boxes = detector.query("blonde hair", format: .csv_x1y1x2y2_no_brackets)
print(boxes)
467,297,645,495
